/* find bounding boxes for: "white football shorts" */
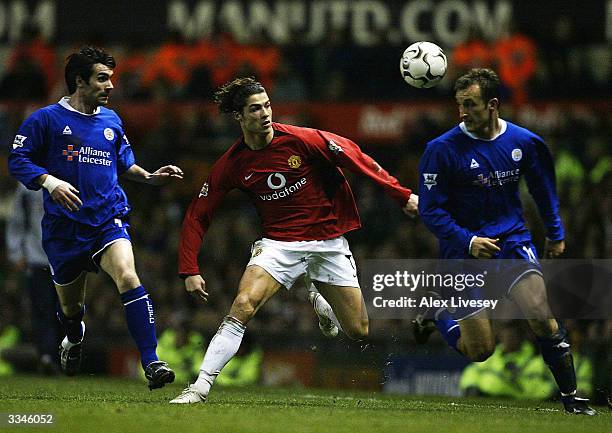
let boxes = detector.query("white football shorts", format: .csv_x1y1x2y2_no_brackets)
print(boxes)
246,236,360,289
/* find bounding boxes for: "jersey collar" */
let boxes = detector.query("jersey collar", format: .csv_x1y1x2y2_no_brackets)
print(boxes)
58,97,101,116
459,118,507,141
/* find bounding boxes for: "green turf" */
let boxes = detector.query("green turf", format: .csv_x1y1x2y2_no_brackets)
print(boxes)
0,375,609,433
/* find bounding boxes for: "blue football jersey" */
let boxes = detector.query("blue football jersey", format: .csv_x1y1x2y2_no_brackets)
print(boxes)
418,119,564,258
8,97,136,226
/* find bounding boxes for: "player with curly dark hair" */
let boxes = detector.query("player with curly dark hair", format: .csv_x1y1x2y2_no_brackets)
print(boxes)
170,77,418,403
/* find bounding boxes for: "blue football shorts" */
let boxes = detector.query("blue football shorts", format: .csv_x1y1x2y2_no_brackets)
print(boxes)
444,239,543,321
42,214,131,285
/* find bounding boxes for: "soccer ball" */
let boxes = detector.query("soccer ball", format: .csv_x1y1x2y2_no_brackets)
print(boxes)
400,41,447,88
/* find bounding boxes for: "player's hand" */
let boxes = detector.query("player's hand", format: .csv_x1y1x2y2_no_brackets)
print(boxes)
470,237,501,259
147,165,184,185
51,181,83,211
185,274,208,302
403,194,419,218
544,239,565,258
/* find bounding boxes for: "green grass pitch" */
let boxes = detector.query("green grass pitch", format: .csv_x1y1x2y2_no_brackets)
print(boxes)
0,375,609,433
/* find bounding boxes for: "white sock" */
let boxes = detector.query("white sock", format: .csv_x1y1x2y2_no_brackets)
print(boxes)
310,287,343,333
193,316,245,395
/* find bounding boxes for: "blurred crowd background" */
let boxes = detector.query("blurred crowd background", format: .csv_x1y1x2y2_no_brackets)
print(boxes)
0,0,609,404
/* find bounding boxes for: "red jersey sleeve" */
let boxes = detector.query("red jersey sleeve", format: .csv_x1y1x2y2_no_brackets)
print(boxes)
309,129,412,206
178,157,233,276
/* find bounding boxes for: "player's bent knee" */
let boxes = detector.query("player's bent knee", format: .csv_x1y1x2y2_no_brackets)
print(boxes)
115,269,140,291
231,294,259,320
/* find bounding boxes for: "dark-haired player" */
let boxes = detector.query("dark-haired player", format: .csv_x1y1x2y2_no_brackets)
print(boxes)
170,77,418,403
417,68,595,415
8,46,181,389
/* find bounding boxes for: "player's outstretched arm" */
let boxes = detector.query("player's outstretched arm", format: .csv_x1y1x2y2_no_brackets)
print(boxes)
313,130,413,207
121,164,184,185
523,138,565,242
37,174,82,212
418,142,476,253
184,275,208,303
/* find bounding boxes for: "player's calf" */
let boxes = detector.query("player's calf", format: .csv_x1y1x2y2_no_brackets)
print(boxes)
455,314,495,361
412,290,442,344
536,325,578,394
463,344,495,363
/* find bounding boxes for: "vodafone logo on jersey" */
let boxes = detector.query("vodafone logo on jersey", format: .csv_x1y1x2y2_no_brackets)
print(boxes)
267,173,286,189
260,173,307,201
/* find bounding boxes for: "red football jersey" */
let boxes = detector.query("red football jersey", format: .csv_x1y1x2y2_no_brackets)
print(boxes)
179,122,412,276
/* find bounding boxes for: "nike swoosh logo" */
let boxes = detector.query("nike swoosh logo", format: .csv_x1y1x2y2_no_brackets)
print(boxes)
244,173,254,180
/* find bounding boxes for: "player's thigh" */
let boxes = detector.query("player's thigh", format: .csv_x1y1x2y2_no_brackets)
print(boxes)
510,272,558,336
230,265,283,323
458,310,495,362
98,239,140,291
246,239,307,290
315,282,368,337
54,271,88,315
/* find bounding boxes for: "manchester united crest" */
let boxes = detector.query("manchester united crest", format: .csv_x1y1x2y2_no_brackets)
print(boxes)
199,181,209,198
288,155,302,169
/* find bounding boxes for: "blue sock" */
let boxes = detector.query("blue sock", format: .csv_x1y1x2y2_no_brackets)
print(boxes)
120,286,159,369
434,309,461,351
57,304,85,344
536,323,576,396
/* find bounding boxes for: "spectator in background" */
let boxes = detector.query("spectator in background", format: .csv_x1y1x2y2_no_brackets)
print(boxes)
141,31,191,99
460,322,554,399
156,314,204,384
5,21,57,96
452,26,537,105
238,34,280,90
0,54,47,100
460,321,592,400
0,304,20,376
271,58,307,102
185,38,215,100
204,31,280,91
112,44,149,100
495,31,537,106
5,183,60,374
452,28,492,73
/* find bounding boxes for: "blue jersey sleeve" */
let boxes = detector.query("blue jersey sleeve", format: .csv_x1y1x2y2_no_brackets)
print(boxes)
8,111,49,190
523,136,565,241
116,123,135,175
418,142,475,254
